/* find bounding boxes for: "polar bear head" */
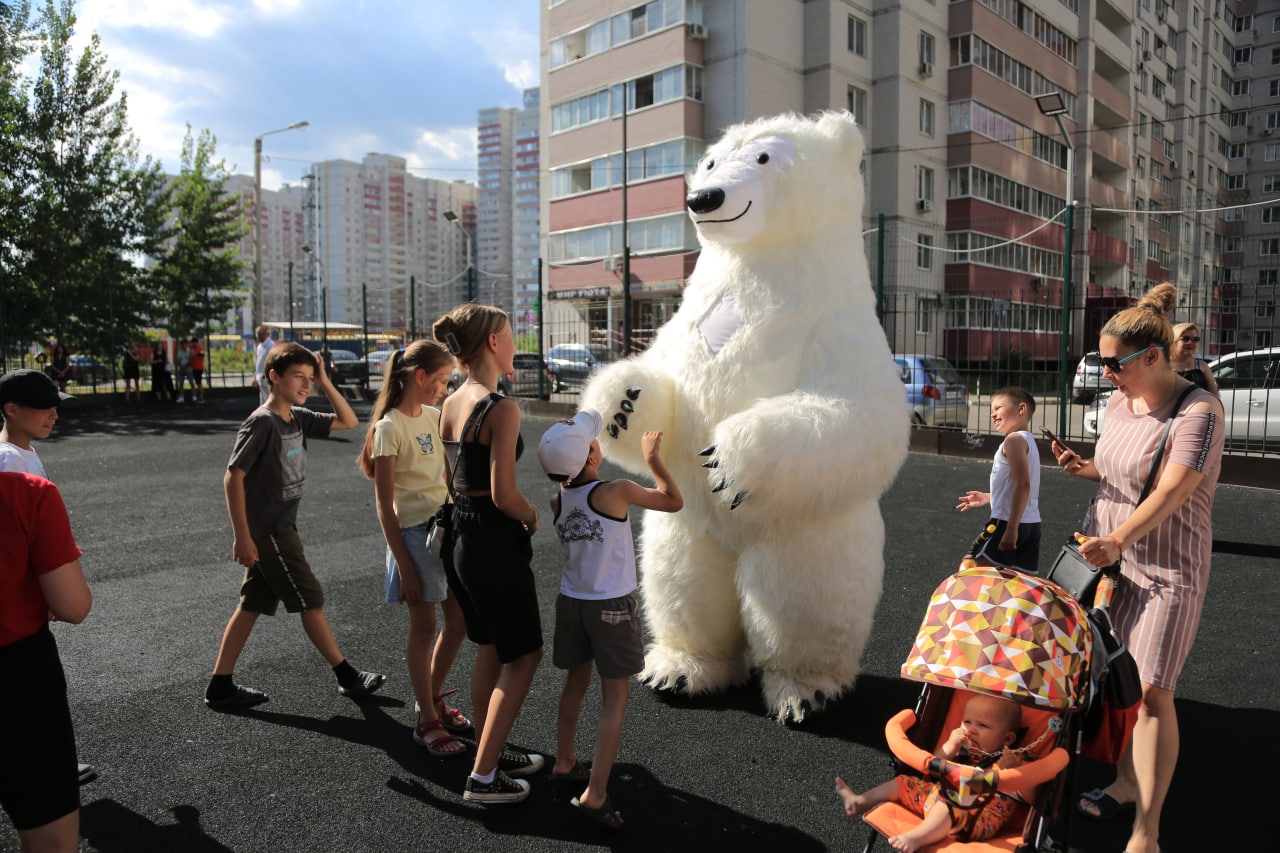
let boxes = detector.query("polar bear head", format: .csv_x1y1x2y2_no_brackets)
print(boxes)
685,111,865,248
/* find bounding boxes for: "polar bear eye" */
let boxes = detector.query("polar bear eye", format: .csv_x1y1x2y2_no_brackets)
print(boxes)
757,152,770,165
704,159,715,170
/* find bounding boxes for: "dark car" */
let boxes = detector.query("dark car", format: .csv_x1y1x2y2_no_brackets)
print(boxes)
545,343,599,392
324,349,369,389
447,351,549,399
68,354,111,385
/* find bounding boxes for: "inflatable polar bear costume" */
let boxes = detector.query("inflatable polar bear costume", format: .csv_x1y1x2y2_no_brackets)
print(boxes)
580,112,909,722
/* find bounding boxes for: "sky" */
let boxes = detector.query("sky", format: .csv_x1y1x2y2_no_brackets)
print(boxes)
68,0,541,189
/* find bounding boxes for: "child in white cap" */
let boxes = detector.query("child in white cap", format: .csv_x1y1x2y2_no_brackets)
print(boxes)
537,411,683,830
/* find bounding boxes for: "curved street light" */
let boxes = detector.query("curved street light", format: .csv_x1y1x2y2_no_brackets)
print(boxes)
443,210,474,302
253,120,311,326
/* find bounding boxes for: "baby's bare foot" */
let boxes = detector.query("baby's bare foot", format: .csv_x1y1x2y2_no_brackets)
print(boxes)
834,777,867,818
888,833,925,853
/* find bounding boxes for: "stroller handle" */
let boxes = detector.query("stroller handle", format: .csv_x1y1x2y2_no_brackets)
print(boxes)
884,709,1069,793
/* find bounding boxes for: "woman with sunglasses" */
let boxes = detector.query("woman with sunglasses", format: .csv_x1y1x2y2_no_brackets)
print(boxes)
1050,283,1224,853
1169,322,1219,397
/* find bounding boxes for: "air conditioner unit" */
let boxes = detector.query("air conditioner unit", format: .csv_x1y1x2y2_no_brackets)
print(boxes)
1143,50,1152,60
1169,160,1179,172
602,257,619,272
1189,169,1196,178
1264,128,1275,136
917,198,933,212
1137,61,1145,71
686,23,707,40
919,62,933,78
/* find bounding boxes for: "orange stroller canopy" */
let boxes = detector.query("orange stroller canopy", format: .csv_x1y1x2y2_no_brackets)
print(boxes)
901,566,1093,712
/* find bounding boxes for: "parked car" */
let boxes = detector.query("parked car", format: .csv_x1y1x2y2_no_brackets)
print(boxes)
446,352,550,399
1072,352,1113,403
324,348,369,388
365,349,393,377
1086,347,1279,450
68,354,110,384
545,343,600,392
894,354,969,428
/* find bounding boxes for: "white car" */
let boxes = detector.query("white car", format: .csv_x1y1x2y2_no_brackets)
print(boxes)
1085,347,1279,450
1072,352,1113,403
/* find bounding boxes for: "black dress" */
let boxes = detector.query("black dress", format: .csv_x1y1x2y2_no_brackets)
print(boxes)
1176,359,1210,391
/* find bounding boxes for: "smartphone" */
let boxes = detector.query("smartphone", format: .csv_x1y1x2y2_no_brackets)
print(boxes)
1040,428,1075,456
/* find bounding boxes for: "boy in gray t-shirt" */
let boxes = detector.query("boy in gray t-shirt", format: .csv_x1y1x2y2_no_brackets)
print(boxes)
205,342,386,709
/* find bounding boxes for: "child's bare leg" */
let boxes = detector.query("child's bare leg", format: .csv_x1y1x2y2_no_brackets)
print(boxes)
554,661,592,775
429,596,467,699
579,676,628,811
834,777,901,819
889,801,952,853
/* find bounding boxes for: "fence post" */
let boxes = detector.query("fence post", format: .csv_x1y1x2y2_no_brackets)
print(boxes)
876,213,886,326
1058,203,1074,438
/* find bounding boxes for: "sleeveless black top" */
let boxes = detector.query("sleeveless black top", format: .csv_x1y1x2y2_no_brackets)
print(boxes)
1176,359,1211,391
444,393,524,492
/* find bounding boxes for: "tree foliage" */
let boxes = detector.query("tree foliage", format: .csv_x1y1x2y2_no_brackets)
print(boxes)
150,125,248,339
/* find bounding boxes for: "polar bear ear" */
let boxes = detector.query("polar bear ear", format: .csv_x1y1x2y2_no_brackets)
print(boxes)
815,111,865,162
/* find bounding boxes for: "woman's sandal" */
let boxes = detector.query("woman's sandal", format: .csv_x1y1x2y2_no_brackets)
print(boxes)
571,795,623,830
549,759,591,782
412,719,468,758
434,689,471,733
1077,787,1135,820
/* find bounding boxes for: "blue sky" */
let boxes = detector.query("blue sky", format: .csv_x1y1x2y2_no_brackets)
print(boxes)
72,0,540,188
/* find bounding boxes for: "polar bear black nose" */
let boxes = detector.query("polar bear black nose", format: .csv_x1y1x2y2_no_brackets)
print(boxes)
686,188,725,214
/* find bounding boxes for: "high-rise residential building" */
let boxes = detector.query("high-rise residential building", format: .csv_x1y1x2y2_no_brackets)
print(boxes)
224,174,306,335
542,0,1270,366
299,154,476,338
514,88,543,336
477,106,517,312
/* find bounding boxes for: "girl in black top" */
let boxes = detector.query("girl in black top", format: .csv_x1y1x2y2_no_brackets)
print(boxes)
435,304,544,805
1169,322,1218,396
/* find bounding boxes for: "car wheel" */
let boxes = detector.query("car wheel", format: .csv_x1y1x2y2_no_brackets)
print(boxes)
551,374,563,393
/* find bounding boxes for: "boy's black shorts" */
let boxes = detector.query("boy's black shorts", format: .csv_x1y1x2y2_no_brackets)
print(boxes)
450,494,542,664
0,624,79,831
240,525,325,614
974,518,1042,573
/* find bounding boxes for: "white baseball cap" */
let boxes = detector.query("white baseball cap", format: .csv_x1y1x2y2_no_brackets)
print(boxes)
537,409,604,478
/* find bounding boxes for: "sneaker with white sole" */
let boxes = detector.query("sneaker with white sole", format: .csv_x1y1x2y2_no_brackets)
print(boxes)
463,770,530,804
498,745,544,778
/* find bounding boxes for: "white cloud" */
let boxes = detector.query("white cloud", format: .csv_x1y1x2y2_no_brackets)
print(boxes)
477,24,539,92
252,0,303,14
77,0,235,38
404,127,477,181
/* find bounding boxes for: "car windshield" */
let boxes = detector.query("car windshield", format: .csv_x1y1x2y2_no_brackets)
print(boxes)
920,357,962,385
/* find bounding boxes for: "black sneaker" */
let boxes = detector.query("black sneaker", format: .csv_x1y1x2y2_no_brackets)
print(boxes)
77,763,97,785
498,745,544,778
338,670,387,697
463,770,530,804
205,684,269,710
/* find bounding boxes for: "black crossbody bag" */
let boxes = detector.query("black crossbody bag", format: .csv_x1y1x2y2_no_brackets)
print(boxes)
1045,384,1198,605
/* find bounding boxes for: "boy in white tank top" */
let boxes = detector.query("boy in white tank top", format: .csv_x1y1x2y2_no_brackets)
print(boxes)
537,410,683,831
956,387,1043,572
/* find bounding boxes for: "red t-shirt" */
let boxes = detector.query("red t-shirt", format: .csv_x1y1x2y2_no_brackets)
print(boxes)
0,472,83,646
190,344,205,371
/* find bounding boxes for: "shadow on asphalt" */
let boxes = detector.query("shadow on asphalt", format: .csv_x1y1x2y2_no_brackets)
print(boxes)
80,802,234,852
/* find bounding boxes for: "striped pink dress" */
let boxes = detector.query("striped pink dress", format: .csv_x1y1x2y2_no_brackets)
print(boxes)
1091,381,1224,691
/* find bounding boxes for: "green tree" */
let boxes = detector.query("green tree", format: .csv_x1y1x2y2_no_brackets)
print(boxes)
8,0,168,359
150,125,247,339
0,1,36,367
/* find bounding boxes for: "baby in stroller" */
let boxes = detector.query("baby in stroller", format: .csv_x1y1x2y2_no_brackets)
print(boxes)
836,691,1033,851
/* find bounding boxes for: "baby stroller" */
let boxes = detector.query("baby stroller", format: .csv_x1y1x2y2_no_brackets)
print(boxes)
861,564,1094,853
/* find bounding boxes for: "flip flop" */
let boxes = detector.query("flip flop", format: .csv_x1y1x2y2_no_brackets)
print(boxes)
1077,787,1135,820
549,759,591,782
571,795,623,830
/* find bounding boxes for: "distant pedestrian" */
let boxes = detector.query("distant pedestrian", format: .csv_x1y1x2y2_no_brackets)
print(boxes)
0,470,93,853
539,415,683,830
47,344,72,392
189,337,206,402
205,343,386,710
150,341,173,402
955,387,1042,572
252,326,275,406
121,344,142,404
1169,322,1217,397
174,339,194,404
357,341,470,758
435,303,545,804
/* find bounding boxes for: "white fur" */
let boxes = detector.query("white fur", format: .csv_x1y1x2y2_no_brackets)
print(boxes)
581,112,909,722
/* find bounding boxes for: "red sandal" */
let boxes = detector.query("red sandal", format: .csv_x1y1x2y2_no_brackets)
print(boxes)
434,689,471,733
412,719,467,758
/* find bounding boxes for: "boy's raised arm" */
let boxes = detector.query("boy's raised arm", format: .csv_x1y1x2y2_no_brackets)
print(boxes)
314,352,358,430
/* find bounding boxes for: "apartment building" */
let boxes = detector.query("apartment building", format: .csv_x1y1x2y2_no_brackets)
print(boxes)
541,0,1273,366
224,174,306,334
477,106,517,312
513,88,543,336
299,155,476,337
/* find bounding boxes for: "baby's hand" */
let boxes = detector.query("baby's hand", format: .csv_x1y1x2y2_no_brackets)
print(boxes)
640,431,663,461
996,747,1023,769
944,726,968,753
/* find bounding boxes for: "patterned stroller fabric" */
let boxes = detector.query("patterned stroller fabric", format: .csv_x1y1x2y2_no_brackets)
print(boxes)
901,566,1093,711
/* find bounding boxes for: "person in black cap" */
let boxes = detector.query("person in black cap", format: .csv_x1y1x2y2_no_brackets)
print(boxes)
0,370,74,479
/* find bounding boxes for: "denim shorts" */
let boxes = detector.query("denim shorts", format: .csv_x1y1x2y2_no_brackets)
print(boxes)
384,522,450,604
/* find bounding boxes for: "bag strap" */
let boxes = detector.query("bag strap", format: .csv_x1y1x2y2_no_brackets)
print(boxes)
447,393,500,495
1137,383,1198,505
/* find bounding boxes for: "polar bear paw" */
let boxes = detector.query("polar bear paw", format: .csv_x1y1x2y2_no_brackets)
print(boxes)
697,444,749,509
603,387,642,440
639,645,749,696
759,669,849,724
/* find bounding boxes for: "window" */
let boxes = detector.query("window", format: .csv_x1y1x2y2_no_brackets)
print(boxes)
1269,112,1280,129
1234,14,1253,31
1263,206,1280,223
1264,175,1280,192
1228,142,1246,159
919,32,935,67
848,15,867,56
1137,155,1146,177
919,99,934,136
1229,110,1248,127
1271,80,1280,97
1267,143,1280,161
848,86,867,126
1224,173,1245,189
1274,47,1280,65
1153,78,1166,99
917,235,933,270
1262,238,1279,255
917,167,934,203
1234,47,1253,65
1231,79,1250,96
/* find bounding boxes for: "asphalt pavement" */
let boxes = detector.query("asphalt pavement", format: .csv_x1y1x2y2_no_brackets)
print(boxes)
3,394,1275,852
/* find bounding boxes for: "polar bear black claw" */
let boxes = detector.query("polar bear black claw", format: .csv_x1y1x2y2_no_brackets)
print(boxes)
607,424,619,439
625,387,641,401
711,480,728,493
620,399,634,413
730,491,748,510
700,459,719,469
697,444,716,456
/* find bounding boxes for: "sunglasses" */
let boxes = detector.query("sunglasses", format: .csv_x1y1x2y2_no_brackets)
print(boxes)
1092,345,1163,372
1180,335,1200,343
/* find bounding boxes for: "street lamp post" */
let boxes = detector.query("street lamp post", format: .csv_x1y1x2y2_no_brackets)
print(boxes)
443,210,474,303
253,121,310,327
302,244,324,348
1035,92,1075,438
